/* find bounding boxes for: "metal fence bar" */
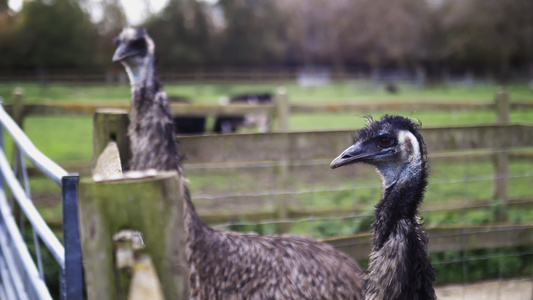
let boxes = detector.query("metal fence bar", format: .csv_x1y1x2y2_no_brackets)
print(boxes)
0,104,67,186
0,191,52,299
61,175,83,300
16,148,45,281
0,148,65,267
0,100,84,299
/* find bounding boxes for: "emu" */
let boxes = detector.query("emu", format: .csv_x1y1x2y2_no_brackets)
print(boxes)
330,115,436,300
113,27,364,299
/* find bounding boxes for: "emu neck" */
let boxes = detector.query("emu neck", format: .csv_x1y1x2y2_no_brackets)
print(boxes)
364,159,435,300
123,59,156,92
124,59,206,236
373,165,426,246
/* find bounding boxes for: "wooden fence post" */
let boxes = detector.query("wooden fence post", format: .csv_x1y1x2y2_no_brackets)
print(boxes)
274,87,290,132
79,171,190,300
273,87,291,232
495,89,510,124
10,88,25,227
11,88,25,128
493,89,509,222
92,109,131,172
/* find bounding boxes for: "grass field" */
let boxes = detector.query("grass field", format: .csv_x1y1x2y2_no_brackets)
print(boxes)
1,80,533,104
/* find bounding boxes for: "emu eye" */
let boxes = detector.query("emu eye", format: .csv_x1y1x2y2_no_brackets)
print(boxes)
130,38,146,50
377,137,395,149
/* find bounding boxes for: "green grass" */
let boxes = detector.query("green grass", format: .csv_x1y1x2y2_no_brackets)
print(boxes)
1,81,532,104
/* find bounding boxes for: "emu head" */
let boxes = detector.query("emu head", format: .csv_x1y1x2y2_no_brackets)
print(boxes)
331,115,427,188
112,28,155,85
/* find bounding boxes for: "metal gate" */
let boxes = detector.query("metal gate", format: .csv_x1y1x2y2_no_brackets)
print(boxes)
0,99,83,299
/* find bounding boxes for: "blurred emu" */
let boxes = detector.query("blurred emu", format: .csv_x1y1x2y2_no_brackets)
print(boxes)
113,27,364,299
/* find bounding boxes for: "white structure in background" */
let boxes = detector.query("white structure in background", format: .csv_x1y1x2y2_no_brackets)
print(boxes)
297,67,331,87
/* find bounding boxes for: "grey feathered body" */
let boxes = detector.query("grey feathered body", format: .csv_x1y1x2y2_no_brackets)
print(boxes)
122,29,364,299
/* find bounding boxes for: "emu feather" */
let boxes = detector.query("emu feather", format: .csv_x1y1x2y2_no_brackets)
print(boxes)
113,27,364,299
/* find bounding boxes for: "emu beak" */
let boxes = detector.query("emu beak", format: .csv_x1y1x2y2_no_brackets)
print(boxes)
330,144,373,169
112,43,130,62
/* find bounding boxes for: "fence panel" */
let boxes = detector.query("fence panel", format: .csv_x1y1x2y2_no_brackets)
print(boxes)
0,100,83,299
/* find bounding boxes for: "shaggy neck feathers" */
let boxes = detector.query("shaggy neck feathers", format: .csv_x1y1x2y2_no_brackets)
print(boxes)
123,50,205,237
123,57,156,92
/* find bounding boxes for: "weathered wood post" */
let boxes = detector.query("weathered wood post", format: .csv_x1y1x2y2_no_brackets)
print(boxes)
494,89,510,124
273,87,291,232
79,171,190,300
92,109,131,172
493,89,509,222
11,88,25,128
11,88,25,227
274,87,290,132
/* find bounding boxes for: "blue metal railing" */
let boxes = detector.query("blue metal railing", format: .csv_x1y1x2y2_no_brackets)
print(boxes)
0,99,83,299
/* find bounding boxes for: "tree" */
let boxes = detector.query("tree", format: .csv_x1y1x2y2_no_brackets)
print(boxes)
0,0,8,13
14,0,95,69
143,0,214,66
216,0,286,65
96,0,127,35
435,0,533,78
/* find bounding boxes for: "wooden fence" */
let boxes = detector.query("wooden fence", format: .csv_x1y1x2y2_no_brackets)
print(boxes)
6,87,533,262
90,108,533,257
75,101,533,298
7,87,533,226
4,88,533,134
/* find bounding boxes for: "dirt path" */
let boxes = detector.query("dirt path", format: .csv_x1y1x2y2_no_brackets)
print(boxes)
436,279,532,300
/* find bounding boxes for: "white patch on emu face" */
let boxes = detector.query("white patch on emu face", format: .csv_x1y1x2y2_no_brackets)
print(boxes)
375,130,422,189
121,28,137,40
398,130,420,162
396,130,422,183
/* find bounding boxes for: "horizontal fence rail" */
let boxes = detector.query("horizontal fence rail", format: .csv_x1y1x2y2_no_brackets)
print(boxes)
0,106,67,185
2,100,533,118
320,224,533,261
0,190,50,300
0,148,64,266
0,101,83,299
176,124,533,163
2,102,276,118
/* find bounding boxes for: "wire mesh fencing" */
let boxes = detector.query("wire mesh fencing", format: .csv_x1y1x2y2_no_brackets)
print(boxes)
182,142,533,299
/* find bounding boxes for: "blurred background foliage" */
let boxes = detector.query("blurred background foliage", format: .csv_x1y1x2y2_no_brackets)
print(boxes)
0,0,532,80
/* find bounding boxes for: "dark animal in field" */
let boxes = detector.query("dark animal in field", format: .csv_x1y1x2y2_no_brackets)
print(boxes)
214,93,272,133
113,27,364,299
384,82,398,94
168,96,206,135
331,115,436,300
